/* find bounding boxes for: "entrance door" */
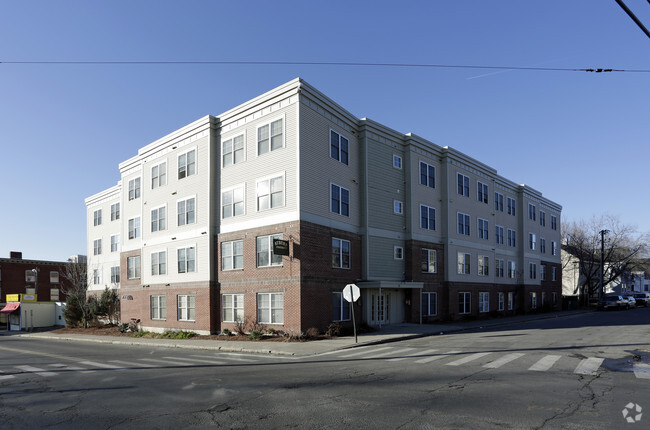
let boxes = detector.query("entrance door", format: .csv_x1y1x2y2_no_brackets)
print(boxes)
371,292,390,325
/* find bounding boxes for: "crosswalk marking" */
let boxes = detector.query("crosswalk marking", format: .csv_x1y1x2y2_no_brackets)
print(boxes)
633,363,650,379
529,355,562,372
483,353,525,369
108,360,159,368
414,350,462,364
192,354,257,362
138,357,194,366
388,349,439,362
50,363,96,374
79,361,124,370
364,348,415,359
339,346,393,358
574,357,604,375
446,352,492,366
15,365,57,377
0,370,15,380
162,356,227,365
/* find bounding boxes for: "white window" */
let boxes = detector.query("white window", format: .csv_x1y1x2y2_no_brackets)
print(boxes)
222,186,245,218
50,288,60,301
178,149,196,179
257,234,283,267
93,269,101,285
178,295,196,321
151,162,167,189
551,241,558,256
495,259,505,278
332,238,351,269
394,200,403,215
177,197,196,226
222,294,244,322
420,161,435,188
478,255,489,276
128,177,141,201
459,292,471,314
528,203,536,221
393,154,402,169
529,233,536,250
552,266,557,281
539,210,546,227
422,292,437,316
223,134,245,167
529,262,537,279
110,266,120,284
540,238,546,253
478,218,489,240
457,173,469,197
479,292,489,313
49,271,59,284
507,229,516,247
394,246,404,260
330,129,349,165
151,250,167,276
93,209,102,226
151,295,166,320
477,181,488,204
127,256,140,279
111,234,119,252
494,192,504,212
530,292,538,309
422,249,437,273
498,292,505,311
507,292,514,310
507,261,516,279
128,217,141,239
111,203,120,221
257,175,284,211
151,206,166,232
177,247,196,273
93,239,102,256
332,292,351,321
258,118,283,155
495,225,504,245
458,212,470,235
331,183,349,216
221,240,244,271
25,270,35,283
420,205,435,230
551,215,558,230
458,252,471,275
257,292,283,324
507,197,516,216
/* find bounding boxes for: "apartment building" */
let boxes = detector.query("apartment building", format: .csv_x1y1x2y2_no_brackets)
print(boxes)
86,78,562,334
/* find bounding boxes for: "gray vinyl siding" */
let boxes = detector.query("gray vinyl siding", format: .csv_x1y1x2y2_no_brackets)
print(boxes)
367,236,404,279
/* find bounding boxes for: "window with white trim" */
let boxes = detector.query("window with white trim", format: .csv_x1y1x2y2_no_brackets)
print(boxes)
552,266,557,281
331,183,349,216
257,175,284,211
330,129,349,165
178,294,196,321
110,266,120,284
221,240,244,271
458,212,470,235
128,217,141,240
457,173,469,197
551,241,558,256
178,149,196,179
478,255,489,276
420,161,435,188
111,234,119,252
222,186,245,218
420,205,435,230
394,200,403,215
151,206,166,232
530,292,538,309
393,154,402,169
257,292,283,324
507,292,514,310
478,218,489,240
495,192,504,212
257,234,283,267
479,292,489,313
93,269,101,285
539,210,546,227
422,249,437,273
151,295,166,320
541,264,546,281
394,246,404,260
529,262,537,279
507,228,516,247
528,203,536,221
477,181,488,204
495,225,504,245
93,239,102,256
459,292,471,314
332,237,351,269
93,209,102,226
507,261,516,279
422,292,438,316
151,250,166,276
177,197,196,226
127,256,140,279
258,119,283,155
529,233,536,250
498,292,505,311
50,271,59,284
495,259,505,278
332,292,351,321
151,162,167,189
222,293,244,323
507,197,516,216
111,203,120,221
551,215,558,230
223,134,245,167
177,246,196,273
128,177,141,201
540,238,546,253
458,252,471,275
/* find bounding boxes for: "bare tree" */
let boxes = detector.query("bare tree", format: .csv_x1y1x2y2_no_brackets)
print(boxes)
61,259,92,327
562,215,648,305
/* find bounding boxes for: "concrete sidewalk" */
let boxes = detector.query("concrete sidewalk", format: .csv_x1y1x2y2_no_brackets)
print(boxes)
10,310,590,357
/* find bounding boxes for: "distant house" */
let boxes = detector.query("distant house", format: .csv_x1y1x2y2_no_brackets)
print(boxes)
86,78,562,335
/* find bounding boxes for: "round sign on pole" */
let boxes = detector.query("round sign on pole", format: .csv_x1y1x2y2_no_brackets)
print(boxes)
343,284,360,303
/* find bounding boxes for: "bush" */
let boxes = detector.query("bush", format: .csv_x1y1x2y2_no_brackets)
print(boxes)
160,330,196,339
248,330,263,340
305,327,320,339
233,317,249,335
221,329,233,336
326,322,342,337
118,323,129,333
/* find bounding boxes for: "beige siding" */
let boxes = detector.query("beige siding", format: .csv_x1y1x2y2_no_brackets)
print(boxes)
367,236,404,279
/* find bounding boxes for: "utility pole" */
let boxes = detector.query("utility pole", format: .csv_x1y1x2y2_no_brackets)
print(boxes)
599,229,609,302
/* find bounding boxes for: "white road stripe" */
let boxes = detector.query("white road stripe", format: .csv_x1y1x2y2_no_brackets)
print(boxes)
529,355,562,372
446,352,492,366
388,349,439,362
108,360,159,368
162,356,227,365
138,358,194,366
574,357,604,375
483,353,525,369
191,354,256,362
339,346,393,358
49,363,95,373
79,361,125,370
0,370,15,380
365,348,415,359
15,365,57,377
633,362,650,379
414,350,462,364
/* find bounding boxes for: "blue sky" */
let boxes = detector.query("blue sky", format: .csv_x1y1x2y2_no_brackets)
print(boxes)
1,1,649,261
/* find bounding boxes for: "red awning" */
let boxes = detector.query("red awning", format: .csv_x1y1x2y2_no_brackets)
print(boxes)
0,302,20,313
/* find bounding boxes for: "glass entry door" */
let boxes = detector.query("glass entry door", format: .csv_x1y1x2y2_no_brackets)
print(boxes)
371,292,390,325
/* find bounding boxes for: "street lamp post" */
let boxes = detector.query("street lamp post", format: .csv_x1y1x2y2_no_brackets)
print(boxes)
599,229,609,302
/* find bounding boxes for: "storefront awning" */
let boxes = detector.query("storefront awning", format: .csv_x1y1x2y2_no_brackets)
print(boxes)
0,302,20,313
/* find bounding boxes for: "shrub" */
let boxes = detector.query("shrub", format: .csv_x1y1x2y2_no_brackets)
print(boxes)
305,327,320,339
221,329,233,336
326,322,342,337
233,317,249,335
131,330,149,338
284,330,304,342
118,323,129,333
248,330,263,340
160,330,195,339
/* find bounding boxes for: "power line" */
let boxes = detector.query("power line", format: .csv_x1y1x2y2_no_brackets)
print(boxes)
0,60,648,73
615,0,650,40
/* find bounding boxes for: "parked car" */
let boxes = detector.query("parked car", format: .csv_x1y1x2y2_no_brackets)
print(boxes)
631,292,650,307
625,296,637,308
597,295,629,310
